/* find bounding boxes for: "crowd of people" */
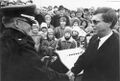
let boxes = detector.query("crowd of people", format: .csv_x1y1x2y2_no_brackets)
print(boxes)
0,0,119,81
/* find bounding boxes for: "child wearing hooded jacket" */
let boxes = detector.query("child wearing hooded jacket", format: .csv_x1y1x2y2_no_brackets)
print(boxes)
39,22,48,40
72,26,87,48
38,28,57,57
56,26,77,50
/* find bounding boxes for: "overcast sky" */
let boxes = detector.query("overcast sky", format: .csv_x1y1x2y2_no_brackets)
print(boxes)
32,0,120,10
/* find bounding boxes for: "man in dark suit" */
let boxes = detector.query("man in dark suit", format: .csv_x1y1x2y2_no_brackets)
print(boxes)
0,1,69,81
67,7,119,81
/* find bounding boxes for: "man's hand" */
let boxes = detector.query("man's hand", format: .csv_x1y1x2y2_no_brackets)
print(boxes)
66,70,75,81
51,56,57,62
41,56,50,62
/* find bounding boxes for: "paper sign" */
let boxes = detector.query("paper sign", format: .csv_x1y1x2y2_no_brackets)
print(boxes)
55,48,85,69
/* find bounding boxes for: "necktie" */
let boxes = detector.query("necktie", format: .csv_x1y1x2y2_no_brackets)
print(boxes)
94,38,100,50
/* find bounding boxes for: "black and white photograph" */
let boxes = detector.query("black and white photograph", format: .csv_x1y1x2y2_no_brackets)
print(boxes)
0,0,120,81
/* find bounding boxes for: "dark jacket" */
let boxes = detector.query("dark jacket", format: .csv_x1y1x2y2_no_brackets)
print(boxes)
38,38,57,57
0,28,68,81
57,37,76,50
71,32,119,81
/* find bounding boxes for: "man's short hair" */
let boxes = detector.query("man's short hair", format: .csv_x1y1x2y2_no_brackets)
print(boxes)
93,7,118,29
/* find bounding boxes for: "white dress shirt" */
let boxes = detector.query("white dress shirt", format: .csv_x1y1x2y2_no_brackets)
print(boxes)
98,31,113,49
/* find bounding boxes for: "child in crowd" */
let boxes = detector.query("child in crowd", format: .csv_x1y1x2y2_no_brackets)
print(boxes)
79,36,87,49
76,10,84,21
72,26,87,48
38,28,57,57
72,26,81,47
44,14,54,29
54,16,67,39
71,18,81,28
39,22,48,40
56,26,76,50
80,19,88,30
29,24,41,51
70,10,76,18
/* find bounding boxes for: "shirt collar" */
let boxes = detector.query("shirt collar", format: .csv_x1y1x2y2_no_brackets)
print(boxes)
97,31,113,49
99,31,113,41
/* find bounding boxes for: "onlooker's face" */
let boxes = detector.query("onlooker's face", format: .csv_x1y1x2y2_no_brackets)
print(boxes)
48,6,52,11
65,11,70,17
41,27,47,32
32,24,39,34
72,31,79,36
45,15,51,24
71,13,76,18
32,28,39,34
45,18,51,24
48,33,54,39
80,36,85,41
59,9,65,16
81,21,87,28
54,8,59,15
83,13,90,19
76,12,82,17
32,24,38,29
60,20,66,27
91,13,111,36
64,32,71,38
55,10,60,15
73,21,79,26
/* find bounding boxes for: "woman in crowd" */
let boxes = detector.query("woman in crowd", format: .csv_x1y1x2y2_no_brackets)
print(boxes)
54,16,68,39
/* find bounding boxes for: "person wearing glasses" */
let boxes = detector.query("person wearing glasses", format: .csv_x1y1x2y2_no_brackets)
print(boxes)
66,7,119,81
0,2,69,81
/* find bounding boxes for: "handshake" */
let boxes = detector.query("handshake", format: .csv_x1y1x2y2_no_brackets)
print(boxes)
66,70,75,81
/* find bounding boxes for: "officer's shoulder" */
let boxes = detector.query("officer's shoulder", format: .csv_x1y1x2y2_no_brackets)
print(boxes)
10,36,27,46
2,29,27,45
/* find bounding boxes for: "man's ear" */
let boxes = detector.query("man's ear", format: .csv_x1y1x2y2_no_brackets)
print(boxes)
14,18,21,28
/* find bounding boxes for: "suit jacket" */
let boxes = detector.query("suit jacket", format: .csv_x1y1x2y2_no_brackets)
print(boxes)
71,32,119,81
0,28,68,81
